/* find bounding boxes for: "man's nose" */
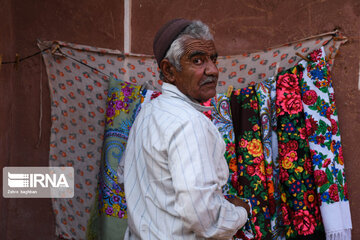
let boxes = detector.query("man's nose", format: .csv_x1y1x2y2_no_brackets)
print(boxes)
205,60,219,77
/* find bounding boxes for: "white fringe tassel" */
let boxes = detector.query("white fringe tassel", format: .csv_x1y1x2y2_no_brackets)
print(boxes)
326,229,352,240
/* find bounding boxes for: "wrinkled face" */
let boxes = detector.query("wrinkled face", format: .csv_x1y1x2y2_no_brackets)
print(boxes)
172,39,219,103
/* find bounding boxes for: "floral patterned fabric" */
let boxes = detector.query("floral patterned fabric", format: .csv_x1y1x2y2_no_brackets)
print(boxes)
230,87,272,240
209,94,254,239
100,78,141,215
209,94,237,195
255,77,285,240
86,77,142,240
275,66,325,239
299,47,351,239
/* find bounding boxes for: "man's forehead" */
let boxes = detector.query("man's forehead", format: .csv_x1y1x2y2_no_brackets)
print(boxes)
183,39,217,57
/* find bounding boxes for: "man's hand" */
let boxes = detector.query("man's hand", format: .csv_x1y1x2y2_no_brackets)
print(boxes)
227,197,251,217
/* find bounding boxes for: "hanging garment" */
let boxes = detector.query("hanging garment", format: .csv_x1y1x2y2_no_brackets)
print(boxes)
255,77,285,240
275,66,325,239
87,77,142,240
87,85,162,240
209,94,255,239
209,94,237,195
230,87,272,240
298,47,352,239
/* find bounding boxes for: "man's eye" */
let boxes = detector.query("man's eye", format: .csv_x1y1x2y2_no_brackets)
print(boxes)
193,58,203,65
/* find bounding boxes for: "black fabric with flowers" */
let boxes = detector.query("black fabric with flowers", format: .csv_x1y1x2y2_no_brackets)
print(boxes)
275,66,325,239
230,86,272,240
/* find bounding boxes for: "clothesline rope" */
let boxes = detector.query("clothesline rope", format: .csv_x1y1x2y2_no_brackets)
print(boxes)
1,47,51,65
55,47,111,79
35,53,43,149
1,30,353,71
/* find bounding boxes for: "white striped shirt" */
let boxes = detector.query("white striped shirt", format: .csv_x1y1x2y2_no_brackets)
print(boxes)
124,83,248,240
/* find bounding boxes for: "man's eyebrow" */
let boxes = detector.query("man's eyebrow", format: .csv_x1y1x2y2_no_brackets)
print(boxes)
188,51,218,59
188,51,206,59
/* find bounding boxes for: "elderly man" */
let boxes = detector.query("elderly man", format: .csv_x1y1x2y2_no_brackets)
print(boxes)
124,19,249,239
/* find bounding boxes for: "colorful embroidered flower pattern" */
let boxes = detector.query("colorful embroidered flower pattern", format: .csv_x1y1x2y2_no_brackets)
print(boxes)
255,77,286,239
276,66,325,239
105,82,139,126
208,94,238,195
209,94,255,239
231,86,271,240
299,48,348,206
99,78,142,221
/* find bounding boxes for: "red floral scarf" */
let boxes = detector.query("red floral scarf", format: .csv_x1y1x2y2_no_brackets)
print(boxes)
275,66,325,239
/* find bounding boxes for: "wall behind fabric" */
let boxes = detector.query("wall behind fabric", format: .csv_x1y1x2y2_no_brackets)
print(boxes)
0,0,15,239
0,0,124,239
1,0,359,239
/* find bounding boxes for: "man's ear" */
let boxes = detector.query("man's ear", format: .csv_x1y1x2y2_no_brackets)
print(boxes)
160,59,177,84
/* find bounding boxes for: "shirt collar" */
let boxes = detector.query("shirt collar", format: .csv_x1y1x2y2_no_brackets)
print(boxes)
161,83,214,113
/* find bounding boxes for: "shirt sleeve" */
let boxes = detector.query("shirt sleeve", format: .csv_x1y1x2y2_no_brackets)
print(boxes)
168,115,248,239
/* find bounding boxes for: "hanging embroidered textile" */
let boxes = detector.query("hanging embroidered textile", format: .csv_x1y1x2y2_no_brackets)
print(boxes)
275,65,325,239
255,77,285,239
87,77,142,240
230,86,272,240
208,94,254,239
298,47,352,239
209,94,237,195
38,31,346,239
